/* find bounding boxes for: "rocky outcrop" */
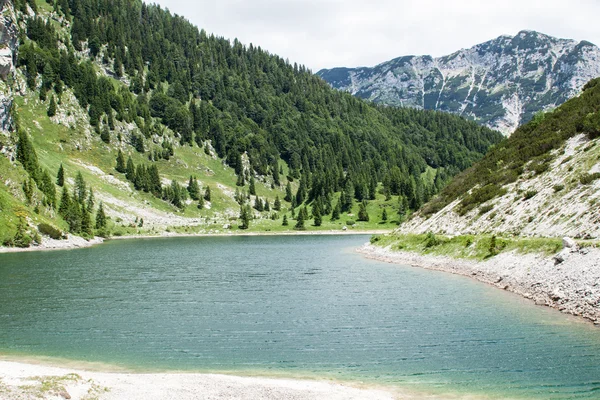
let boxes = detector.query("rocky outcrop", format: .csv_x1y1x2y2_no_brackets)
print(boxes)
0,0,18,133
318,31,600,135
358,242,600,324
0,0,18,81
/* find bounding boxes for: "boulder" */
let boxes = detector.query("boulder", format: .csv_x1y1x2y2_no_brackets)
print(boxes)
59,390,71,399
562,237,578,250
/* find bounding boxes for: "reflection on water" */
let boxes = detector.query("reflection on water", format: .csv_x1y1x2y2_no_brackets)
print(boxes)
0,235,599,399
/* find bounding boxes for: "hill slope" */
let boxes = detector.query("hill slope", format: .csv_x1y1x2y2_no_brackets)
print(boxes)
400,78,600,239
318,31,600,135
0,0,502,247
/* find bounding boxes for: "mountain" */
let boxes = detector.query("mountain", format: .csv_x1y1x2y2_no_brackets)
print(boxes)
400,77,600,239
318,31,600,135
0,0,502,247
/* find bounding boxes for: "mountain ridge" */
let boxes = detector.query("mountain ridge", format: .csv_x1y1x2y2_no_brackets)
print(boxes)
318,30,600,135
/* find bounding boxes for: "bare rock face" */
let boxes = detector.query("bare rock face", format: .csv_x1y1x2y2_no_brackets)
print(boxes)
0,0,18,133
0,0,18,81
318,31,600,135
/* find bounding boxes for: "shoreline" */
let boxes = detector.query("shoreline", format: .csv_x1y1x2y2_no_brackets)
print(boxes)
0,229,389,254
0,359,457,400
357,243,600,325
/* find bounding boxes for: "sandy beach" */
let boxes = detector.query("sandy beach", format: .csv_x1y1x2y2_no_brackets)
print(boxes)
0,360,446,400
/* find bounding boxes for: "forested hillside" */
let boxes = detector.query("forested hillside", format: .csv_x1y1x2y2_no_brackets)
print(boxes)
0,0,502,246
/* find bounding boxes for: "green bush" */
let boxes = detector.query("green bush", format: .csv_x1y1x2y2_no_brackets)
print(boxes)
553,184,564,192
478,204,494,215
580,172,600,185
346,220,356,226
423,232,439,248
523,190,538,200
38,223,64,240
458,184,507,215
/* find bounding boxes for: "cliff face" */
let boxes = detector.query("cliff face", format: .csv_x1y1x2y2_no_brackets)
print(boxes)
0,0,18,132
318,31,600,135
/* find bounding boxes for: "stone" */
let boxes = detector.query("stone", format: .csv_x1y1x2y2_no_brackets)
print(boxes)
562,237,578,250
59,391,71,399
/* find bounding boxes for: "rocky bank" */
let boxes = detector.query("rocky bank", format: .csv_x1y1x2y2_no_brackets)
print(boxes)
358,239,600,324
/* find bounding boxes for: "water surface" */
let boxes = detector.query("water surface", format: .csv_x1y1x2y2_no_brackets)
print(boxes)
1,235,599,398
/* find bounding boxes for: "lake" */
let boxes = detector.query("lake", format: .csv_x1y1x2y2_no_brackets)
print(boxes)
0,235,599,398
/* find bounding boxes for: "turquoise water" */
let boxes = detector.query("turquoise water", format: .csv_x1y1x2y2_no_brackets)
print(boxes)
0,235,599,398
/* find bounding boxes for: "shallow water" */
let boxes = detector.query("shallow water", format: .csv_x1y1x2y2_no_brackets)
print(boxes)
0,235,599,398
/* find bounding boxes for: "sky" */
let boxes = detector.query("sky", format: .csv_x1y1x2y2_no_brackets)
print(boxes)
152,0,600,72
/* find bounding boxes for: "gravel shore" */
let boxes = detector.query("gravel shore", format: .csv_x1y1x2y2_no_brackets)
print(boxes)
0,235,104,253
0,361,424,400
358,242,600,324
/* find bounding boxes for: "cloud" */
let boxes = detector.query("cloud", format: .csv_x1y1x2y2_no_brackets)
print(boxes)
152,0,600,71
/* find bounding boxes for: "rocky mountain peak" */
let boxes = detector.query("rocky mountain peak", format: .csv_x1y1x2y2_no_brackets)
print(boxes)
318,31,600,135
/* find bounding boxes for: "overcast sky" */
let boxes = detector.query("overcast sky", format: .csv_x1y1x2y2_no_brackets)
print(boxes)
151,0,600,72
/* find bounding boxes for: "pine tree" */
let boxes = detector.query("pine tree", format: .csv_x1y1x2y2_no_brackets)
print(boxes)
81,204,93,236
204,185,211,201
56,163,65,186
239,204,251,229
95,201,107,230
115,150,126,173
47,95,56,117
22,177,34,204
398,195,409,222
40,169,56,208
67,200,82,233
357,200,369,222
264,199,270,212
236,173,245,187
58,186,71,217
341,179,354,212
170,180,184,208
331,200,341,221
87,188,95,210
273,195,281,211
312,202,322,227
282,214,288,226
16,130,39,180
74,171,86,204
284,182,292,202
272,162,280,186
294,206,306,230
125,156,135,181
187,175,200,200
100,124,110,143
197,196,204,209
249,176,256,195
381,207,388,222
254,196,263,211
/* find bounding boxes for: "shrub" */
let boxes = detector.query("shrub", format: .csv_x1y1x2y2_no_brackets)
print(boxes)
38,223,64,240
346,220,356,226
478,204,494,215
458,184,507,216
553,184,564,192
580,172,600,185
523,190,538,200
423,232,439,248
